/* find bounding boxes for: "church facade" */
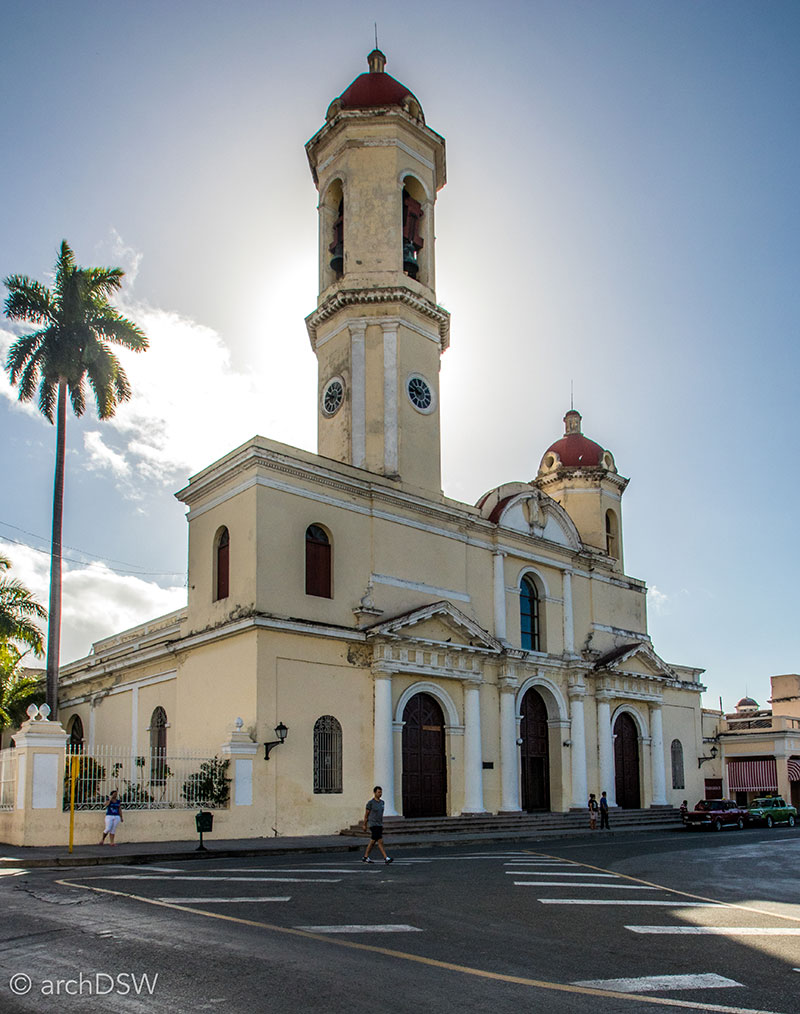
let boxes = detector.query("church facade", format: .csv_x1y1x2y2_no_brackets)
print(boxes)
57,52,708,837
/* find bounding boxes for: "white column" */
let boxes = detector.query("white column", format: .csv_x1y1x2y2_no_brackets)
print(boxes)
596,694,616,806
373,672,398,816
499,683,521,812
562,570,575,655
349,322,367,469
462,679,487,813
130,686,139,755
650,703,667,805
382,322,398,475
569,687,588,808
493,551,507,642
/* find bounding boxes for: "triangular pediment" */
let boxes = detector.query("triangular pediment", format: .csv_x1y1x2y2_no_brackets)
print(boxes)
593,642,676,681
366,600,502,652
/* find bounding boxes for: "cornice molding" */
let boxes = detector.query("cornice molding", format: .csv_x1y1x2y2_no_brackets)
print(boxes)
306,286,450,350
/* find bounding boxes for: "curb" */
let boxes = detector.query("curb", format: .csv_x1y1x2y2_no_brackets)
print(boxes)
1,824,683,870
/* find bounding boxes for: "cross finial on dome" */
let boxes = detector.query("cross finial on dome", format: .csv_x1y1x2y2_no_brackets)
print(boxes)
368,49,387,74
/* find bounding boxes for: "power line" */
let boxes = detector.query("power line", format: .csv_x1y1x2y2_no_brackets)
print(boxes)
0,526,185,579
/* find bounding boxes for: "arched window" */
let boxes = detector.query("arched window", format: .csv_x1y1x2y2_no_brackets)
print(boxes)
67,715,84,751
402,176,427,283
520,576,541,652
215,527,230,601
671,739,685,790
149,707,168,785
313,715,342,794
605,510,619,559
306,525,332,598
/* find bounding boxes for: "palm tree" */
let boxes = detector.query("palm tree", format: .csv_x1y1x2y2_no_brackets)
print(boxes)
0,643,45,737
0,555,47,655
3,240,147,717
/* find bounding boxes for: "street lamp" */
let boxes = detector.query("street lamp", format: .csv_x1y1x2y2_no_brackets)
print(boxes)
697,744,718,768
264,722,289,760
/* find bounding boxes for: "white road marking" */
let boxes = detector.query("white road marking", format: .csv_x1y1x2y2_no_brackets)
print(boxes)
206,868,361,874
296,924,422,934
627,926,800,936
540,900,721,907
571,973,744,992
504,861,576,866
505,871,618,877
135,866,182,873
158,896,291,904
80,875,341,883
515,881,657,889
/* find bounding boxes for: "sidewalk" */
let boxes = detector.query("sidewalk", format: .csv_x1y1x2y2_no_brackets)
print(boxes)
0,823,680,869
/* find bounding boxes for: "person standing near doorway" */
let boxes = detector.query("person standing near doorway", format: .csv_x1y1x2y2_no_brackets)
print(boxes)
588,793,599,830
361,786,393,864
599,790,610,830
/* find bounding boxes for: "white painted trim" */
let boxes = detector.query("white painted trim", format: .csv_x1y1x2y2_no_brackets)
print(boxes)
515,565,551,598
611,703,649,738
315,315,441,349
350,324,366,469
397,168,433,200
371,572,470,603
515,676,568,723
383,323,398,474
394,681,460,729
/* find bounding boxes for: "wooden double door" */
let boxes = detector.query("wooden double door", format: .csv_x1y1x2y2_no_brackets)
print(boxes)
613,712,641,808
520,688,551,812
402,693,447,818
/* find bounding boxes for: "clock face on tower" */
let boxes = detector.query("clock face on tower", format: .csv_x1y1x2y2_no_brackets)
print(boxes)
407,374,434,413
322,377,344,416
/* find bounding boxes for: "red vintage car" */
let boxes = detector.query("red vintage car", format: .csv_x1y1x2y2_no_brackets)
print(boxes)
685,798,748,831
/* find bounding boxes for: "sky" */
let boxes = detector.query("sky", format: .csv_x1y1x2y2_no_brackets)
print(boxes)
1,1,798,712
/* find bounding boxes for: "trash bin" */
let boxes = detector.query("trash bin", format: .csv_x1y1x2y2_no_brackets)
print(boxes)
195,811,213,833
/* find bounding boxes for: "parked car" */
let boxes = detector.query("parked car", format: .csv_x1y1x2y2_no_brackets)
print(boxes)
746,796,797,828
684,799,748,831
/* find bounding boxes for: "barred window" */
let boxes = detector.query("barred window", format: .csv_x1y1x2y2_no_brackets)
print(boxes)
671,738,685,790
313,715,342,794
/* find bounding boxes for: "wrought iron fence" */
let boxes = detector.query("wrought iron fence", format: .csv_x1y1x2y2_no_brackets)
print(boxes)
0,748,18,811
63,746,230,811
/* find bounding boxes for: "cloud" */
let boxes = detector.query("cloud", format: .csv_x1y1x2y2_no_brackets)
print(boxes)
83,430,131,477
647,585,671,615
0,539,185,666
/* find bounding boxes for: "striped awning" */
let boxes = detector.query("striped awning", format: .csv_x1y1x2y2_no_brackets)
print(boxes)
727,759,778,791
788,759,800,783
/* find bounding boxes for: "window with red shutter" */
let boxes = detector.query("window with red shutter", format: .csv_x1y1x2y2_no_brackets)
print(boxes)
305,525,332,598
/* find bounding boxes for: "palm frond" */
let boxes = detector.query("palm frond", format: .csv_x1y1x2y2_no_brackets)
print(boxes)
88,306,148,351
69,373,86,417
37,370,58,422
5,331,44,382
84,266,124,299
3,277,55,324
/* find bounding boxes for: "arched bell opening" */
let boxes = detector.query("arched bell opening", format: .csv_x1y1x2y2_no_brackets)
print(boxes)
320,178,344,288
401,175,427,284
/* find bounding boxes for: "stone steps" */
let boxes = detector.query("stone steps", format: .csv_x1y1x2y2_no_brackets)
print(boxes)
340,807,680,837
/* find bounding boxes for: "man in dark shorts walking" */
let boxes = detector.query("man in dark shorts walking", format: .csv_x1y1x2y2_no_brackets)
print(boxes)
361,786,393,864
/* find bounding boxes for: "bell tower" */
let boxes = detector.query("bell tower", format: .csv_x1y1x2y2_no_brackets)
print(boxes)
305,51,449,495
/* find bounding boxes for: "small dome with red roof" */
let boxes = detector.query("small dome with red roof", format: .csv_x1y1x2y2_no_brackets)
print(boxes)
326,50,424,123
537,410,617,476
735,696,759,711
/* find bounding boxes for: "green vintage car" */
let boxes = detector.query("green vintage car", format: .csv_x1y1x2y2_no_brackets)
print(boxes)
746,796,797,828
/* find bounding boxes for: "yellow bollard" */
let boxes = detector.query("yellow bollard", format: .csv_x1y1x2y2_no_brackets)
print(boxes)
68,755,80,853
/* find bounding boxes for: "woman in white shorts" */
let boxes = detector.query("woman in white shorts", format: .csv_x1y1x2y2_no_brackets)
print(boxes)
100,789,123,845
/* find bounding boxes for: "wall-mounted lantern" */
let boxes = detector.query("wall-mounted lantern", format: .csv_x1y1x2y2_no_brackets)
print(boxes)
264,722,289,760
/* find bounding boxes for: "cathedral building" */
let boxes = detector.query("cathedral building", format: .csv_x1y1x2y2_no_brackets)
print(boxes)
57,52,707,838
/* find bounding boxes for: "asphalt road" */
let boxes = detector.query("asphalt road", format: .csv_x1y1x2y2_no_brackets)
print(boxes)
1,826,798,1013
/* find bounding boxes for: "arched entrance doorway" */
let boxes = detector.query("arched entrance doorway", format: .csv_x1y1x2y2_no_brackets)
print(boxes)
520,687,550,812
402,692,447,818
614,712,641,808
